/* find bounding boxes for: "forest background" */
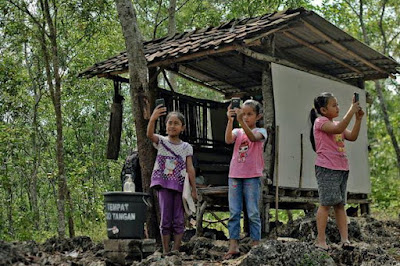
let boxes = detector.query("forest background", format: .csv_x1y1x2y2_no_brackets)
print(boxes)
0,0,399,242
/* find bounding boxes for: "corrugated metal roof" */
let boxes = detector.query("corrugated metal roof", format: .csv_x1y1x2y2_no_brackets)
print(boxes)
79,8,399,95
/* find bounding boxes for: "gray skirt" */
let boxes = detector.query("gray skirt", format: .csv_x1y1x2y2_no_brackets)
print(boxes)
315,165,349,206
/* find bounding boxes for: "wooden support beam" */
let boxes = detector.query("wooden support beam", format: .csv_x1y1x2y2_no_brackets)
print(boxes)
161,70,175,92
275,125,280,226
283,31,363,75
301,20,395,79
236,46,346,84
261,63,274,235
196,201,208,236
102,74,129,83
148,45,240,68
299,133,303,189
99,70,128,78
170,67,224,93
183,63,244,92
244,24,289,45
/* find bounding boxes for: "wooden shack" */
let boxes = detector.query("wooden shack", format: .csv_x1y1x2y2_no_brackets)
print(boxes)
79,8,400,235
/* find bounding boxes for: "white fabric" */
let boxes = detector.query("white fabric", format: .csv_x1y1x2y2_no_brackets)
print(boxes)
182,174,196,215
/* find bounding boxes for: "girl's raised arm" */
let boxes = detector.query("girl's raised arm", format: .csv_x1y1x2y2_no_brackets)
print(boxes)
146,105,166,143
344,109,364,141
236,108,264,142
225,104,236,144
322,101,360,134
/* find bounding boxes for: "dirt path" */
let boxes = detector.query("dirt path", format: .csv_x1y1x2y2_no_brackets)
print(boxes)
1,215,399,265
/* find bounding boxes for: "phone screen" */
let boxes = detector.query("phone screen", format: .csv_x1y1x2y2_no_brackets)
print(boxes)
231,98,240,109
155,98,165,107
354,92,359,102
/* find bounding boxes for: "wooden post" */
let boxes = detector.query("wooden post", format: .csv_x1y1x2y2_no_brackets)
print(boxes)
360,203,370,215
274,126,280,227
196,201,208,236
299,133,303,188
261,62,275,234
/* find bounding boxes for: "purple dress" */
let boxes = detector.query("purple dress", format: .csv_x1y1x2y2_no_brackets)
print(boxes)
150,135,193,192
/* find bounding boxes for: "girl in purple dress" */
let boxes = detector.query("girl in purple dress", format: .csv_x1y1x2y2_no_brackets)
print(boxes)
147,104,198,253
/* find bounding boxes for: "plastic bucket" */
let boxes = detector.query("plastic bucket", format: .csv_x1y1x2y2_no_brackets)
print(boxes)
104,192,151,239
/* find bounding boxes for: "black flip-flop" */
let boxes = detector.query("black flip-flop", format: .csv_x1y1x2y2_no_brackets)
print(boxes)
340,241,355,251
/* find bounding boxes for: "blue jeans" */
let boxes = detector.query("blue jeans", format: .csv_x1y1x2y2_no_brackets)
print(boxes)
228,177,261,241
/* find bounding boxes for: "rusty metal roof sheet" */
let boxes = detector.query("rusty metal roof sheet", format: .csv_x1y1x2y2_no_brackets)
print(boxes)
79,8,399,94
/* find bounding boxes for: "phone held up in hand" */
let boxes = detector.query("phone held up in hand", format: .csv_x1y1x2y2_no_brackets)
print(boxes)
354,92,359,102
231,98,240,109
155,98,165,108
230,97,240,117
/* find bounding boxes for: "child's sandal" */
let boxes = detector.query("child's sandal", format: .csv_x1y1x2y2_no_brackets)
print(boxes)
340,241,355,251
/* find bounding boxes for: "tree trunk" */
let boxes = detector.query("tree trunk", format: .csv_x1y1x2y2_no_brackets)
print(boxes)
167,0,177,89
40,0,73,238
114,0,159,239
25,42,41,230
374,80,400,173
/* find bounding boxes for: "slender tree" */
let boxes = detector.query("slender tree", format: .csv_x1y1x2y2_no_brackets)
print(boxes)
167,0,177,89
114,0,159,239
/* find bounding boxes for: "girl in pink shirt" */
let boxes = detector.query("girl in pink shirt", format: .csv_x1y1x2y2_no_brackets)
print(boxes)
310,92,364,251
224,99,267,259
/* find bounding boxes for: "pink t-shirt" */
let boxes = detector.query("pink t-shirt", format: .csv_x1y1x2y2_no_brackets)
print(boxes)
229,128,267,178
314,116,349,171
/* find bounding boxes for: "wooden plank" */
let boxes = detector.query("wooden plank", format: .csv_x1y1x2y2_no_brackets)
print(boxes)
283,31,363,75
198,163,229,172
301,20,395,79
299,133,303,188
275,125,280,225
237,45,346,83
196,201,208,236
148,45,239,68
204,174,228,185
195,152,231,163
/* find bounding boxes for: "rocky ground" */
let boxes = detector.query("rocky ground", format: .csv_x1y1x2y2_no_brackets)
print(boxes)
1,215,399,265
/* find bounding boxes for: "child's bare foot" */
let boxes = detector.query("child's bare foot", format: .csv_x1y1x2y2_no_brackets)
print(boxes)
222,251,240,260
315,243,329,251
251,240,260,247
223,239,240,260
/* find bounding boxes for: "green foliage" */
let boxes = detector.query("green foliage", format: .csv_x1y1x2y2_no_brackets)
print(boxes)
370,175,400,216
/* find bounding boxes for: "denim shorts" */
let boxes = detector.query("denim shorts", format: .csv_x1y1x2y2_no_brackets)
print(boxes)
315,166,349,206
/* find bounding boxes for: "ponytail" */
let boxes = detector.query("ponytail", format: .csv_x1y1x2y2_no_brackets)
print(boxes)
309,92,334,152
309,108,318,152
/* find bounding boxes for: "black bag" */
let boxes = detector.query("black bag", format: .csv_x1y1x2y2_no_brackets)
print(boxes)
120,151,143,192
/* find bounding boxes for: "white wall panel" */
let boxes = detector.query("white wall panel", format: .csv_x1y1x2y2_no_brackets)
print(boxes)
271,63,370,193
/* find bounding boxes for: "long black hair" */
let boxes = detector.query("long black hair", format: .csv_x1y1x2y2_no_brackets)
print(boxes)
310,92,334,151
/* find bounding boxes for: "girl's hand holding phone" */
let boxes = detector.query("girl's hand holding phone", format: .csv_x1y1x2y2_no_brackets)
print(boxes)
356,108,364,120
150,105,167,121
227,104,236,119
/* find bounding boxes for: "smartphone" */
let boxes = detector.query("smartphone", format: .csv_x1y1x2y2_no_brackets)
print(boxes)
354,92,359,102
155,98,165,108
231,98,241,109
